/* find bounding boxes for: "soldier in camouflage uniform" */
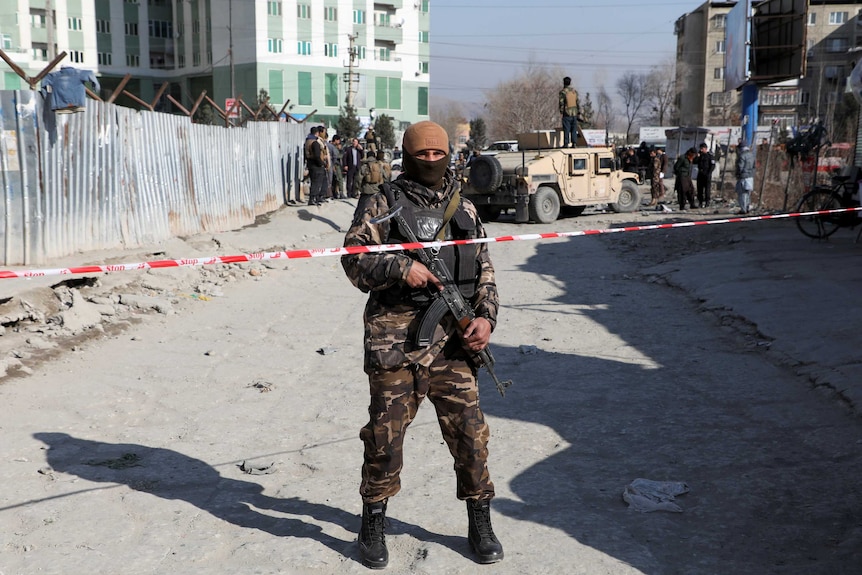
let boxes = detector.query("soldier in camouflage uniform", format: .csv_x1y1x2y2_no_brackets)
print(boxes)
342,120,503,569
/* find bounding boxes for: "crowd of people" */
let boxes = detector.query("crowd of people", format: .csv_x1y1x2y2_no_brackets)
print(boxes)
617,140,755,214
303,126,394,205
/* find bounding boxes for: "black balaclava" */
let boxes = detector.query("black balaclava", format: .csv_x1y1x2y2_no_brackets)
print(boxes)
401,121,450,189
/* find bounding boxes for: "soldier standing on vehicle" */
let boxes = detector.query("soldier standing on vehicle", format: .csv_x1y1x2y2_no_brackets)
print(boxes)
341,120,503,569
559,76,580,148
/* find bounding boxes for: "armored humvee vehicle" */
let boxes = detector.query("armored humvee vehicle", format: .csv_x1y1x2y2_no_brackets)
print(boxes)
463,131,642,223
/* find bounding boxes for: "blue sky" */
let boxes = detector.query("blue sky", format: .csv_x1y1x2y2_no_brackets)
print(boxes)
430,0,701,113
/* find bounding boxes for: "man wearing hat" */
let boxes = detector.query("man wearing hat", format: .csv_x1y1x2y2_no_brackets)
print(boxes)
341,121,504,568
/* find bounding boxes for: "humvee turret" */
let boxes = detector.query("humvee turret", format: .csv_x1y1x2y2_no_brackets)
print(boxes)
463,131,642,223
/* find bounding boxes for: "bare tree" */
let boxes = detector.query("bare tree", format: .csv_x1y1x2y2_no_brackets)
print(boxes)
595,87,616,132
430,98,467,149
644,59,683,126
483,62,566,140
616,71,649,144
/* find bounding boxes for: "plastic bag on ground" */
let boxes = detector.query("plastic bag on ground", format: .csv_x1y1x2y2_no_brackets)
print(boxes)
623,478,689,513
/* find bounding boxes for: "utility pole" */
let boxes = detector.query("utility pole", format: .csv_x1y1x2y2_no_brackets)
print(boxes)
229,0,235,98
344,33,359,107
46,0,55,60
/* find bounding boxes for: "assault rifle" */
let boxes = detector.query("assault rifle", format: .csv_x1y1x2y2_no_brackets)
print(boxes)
370,206,512,397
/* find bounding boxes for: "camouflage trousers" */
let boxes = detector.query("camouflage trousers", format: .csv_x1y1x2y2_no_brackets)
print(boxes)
360,352,495,504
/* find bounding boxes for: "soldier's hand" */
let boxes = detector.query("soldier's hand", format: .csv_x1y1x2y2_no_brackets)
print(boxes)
405,261,442,291
463,317,491,352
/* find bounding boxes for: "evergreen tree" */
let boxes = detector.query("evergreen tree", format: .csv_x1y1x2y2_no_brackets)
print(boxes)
468,117,488,150
580,93,594,129
337,104,361,140
375,114,396,149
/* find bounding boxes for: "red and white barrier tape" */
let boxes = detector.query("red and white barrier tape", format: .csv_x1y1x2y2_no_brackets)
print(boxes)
2,206,860,280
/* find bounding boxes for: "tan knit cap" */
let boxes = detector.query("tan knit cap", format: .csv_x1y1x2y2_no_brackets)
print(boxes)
402,121,449,155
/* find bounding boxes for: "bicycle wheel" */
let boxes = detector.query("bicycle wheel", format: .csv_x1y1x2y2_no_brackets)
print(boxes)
795,188,842,239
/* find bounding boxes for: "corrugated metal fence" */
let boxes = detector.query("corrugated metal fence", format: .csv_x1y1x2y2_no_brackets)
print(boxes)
0,90,305,266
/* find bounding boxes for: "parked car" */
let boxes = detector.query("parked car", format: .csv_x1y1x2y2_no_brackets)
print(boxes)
483,140,519,156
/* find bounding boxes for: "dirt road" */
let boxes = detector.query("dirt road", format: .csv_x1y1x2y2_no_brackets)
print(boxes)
1,201,860,574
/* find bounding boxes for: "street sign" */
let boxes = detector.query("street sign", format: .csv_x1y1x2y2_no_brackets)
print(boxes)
225,98,239,119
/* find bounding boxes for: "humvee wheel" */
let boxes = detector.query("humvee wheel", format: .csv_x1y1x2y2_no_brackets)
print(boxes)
610,180,642,213
476,205,503,222
468,156,504,193
529,186,560,223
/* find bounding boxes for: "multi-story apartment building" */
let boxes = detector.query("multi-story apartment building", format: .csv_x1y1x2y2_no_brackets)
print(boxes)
0,0,431,127
674,1,738,127
759,1,860,131
675,0,860,134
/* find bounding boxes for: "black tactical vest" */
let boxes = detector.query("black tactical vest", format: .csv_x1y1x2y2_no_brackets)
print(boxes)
379,183,480,306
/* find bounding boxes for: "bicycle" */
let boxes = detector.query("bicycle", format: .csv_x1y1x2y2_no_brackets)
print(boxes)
794,174,862,240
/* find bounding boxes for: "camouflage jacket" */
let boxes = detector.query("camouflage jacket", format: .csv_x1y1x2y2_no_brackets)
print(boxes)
559,86,580,117
341,172,499,372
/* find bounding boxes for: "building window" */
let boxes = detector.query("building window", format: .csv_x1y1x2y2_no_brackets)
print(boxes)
267,1,281,16
829,12,848,25
709,92,732,106
824,65,845,79
193,52,200,66
419,30,429,43
297,41,312,55
31,46,48,60
375,11,391,26
268,69,283,105
324,43,338,57
375,76,401,110
799,92,810,105
69,50,84,63
357,46,366,60
149,20,173,38
268,38,283,53
298,4,310,19
807,12,816,25
419,61,429,74
325,73,339,107
97,52,112,65
1,34,11,49
206,50,211,63
96,19,110,34
126,54,139,67
125,0,139,4
715,40,725,54
298,71,312,106
192,20,200,34
712,14,726,29
353,10,365,24
807,38,816,56
418,86,428,115
377,47,390,61
31,13,46,28
714,67,724,80
324,7,337,21
178,54,184,67
68,17,83,31
125,22,138,36
419,0,429,13
825,37,849,53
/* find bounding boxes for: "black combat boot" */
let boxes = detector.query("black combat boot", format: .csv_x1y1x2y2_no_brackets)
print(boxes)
466,498,504,564
358,500,388,569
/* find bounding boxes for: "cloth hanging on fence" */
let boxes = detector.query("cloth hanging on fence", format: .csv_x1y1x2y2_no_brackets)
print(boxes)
40,67,100,113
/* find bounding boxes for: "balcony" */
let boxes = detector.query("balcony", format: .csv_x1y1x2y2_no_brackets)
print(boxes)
374,23,402,45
